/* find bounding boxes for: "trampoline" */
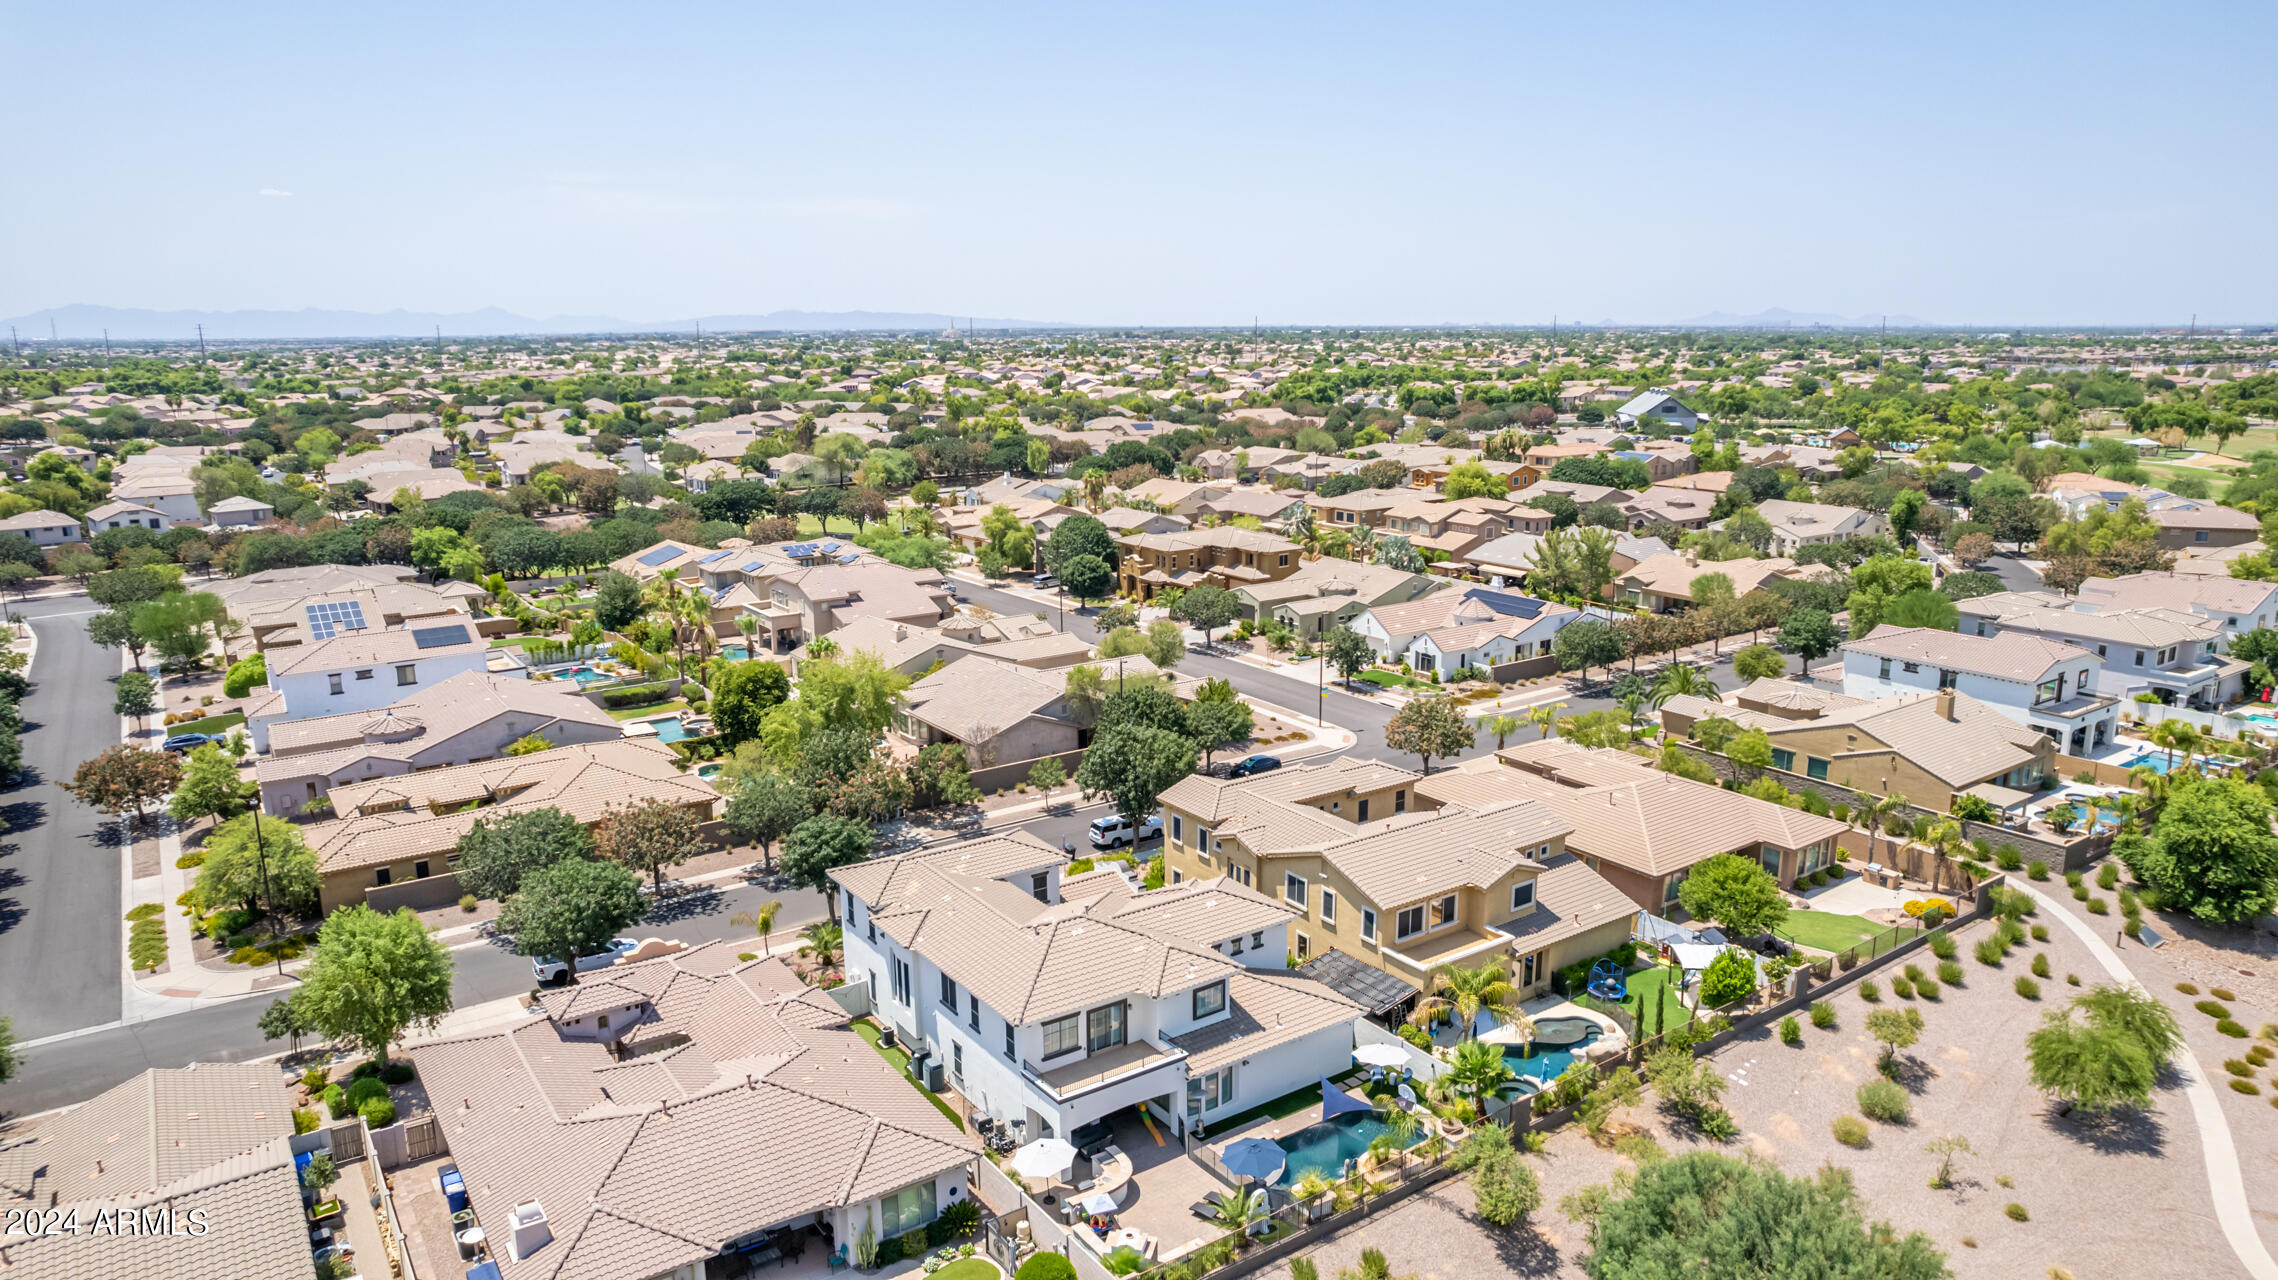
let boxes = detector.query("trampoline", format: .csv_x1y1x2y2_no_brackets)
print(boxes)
1586,958,1628,1001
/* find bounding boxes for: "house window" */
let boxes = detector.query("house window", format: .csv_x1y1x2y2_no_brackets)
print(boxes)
1193,980,1227,1020
1511,881,1535,912
1900,661,1919,673
1807,757,1830,781
397,664,417,685
1770,747,1795,771
1250,931,1264,949
414,860,430,879
1361,908,1377,942
1186,1066,1236,1117
1357,798,1370,822
1278,553,1290,566
374,867,392,887
1231,865,1251,887
355,669,374,681
1296,932,1310,960
1086,1002,1127,1053
1196,826,1212,854
1284,874,1306,909
878,1182,937,1239
1030,872,1049,902
1041,1013,1081,1059
1004,1020,1016,1058
2135,650,2145,667
1396,905,1426,939
1937,669,1957,690
969,997,981,1031
1394,789,1406,814
1170,869,1182,884
1229,934,1243,955
940,973,959,1015
1319,888,1337,925
1432,894,1457,928
329,674,345,695
891,957,913,1005
952,1041,964,1080
597,1014,609,1031
1170,815,1183,845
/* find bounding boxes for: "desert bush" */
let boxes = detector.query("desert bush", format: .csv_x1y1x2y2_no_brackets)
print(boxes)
2026,859,2048,880
2218,1020,2250,1038
1831,1115,1870,1147
2005,1203,2029,1222
1929,933,1958,960
2086,897,2109,915
1938,961,1965,986
1779,1016,1801,1045
1857,1079,1911,1123
2211,987,2238,1002
1810,1000,1836,1029
2196,1000,2233,1019
2014,976,2041,999
2096,863,2119,890
1860,979,1881,1002
2031,953,2050,978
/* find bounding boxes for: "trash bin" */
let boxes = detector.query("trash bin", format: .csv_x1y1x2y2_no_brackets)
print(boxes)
457,1227,486,1260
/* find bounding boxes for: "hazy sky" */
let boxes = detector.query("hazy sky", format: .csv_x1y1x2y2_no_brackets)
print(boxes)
8,0,2273,327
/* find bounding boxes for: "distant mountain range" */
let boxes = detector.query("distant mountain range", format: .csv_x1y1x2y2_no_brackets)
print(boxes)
0,305,1056,341
1672,307,1933,329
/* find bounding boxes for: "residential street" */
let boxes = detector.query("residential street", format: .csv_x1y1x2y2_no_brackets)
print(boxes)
0,595,129,1042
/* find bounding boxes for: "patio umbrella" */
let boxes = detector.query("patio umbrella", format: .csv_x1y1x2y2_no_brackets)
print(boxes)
1352,1043,1409,1069
1080,1193,1119,1217
1009,1138,1079,1181
1219,1137,1287,1187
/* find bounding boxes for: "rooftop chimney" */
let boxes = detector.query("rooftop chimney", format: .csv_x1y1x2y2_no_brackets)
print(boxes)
1935,687,1955,721
507,1201,553,1261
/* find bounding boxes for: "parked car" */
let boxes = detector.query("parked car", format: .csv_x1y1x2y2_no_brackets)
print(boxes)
1226,754,1282,778
1087,814,1162,849
1032,572,1058,589
531,936,641,984
161,733,214,753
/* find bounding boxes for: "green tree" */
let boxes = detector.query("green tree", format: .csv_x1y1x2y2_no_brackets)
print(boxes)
1441,461,1507,501
593,570,645,630
1880,588,1958,631
1726,727,1774,780
1409,958,1520,1041
1553,619,1625,677
1731,643,1786,682
453,808,596,901
1443,1039,1514,1115
710,660,792,747
796,651,910,736
1696,947,1759,1007
257,996,313,1052
1472,1139,1543,1229
1577,1153,1946,1280
113,670,159,723
724,772,814,870
1777,607,1838,673
1184,697,1254,766
1676,853,1790,936
595,798,706,893
905,741,981,809
502,733,552,757
1076,722,1197,825
2120,774,2278,923
1043,513,1116,576
1172,584,1241,647
1322,626,1374,687
1027,756,1067,802
1383,696,1476,775
780,814,874,909
293,906,455,1065
63,745,182,824
222,652,267,698
130,593,213,668
498,858,646,981
1865,1006,1925,1072
1144,617,1188,670
1059,553,1112,605
193,813,321,915
87,609,148,668
168,743,252,823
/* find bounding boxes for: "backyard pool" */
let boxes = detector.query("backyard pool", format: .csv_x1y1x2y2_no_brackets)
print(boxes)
2115,747,2242,775
695,762,723,781
647,717,709,744
1498,1016,1603,1094
1268,1111,1420,1186
719,644,752,662
563,666,616,687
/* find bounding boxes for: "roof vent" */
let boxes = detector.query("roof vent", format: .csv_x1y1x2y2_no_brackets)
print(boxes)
506,1201,554,1261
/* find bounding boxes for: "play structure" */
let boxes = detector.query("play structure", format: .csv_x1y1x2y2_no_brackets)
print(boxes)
1586,958,1628,1002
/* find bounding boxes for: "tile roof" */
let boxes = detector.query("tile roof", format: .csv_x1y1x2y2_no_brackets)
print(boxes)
0,1062,294,1205
1841,624,2095,683
0,1136,308,1280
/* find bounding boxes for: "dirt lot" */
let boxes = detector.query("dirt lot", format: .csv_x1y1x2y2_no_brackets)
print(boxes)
1253,907,2242,1280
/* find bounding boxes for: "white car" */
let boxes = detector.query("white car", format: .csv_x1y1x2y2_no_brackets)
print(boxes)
531,937,640,984
1088,814,1163,849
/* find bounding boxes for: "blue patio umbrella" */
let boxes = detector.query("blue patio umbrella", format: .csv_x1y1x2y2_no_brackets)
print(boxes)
1219,1137,1287,1186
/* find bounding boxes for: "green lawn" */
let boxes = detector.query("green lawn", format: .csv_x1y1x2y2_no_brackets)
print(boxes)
929,1261,996,1280
1613,964,1691,1033
1356,669,1433,690
794,514,860,536
852,1018,965,1130
171,712,245,737
1776,910,1886,953
608,699,687,722
489,635,560,651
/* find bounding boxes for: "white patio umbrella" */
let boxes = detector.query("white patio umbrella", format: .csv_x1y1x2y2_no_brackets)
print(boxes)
1009,1137,1079,1182
1352,1043,1409,1069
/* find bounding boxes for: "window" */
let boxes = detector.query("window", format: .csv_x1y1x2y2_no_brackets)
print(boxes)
952,1041,964,1080
1770,747,1795,771
1196,826,1212,855
1030,872,1049,902
1511,880,1535,912
1937,669,1957,690
2196,530,2209,542
414,859,431,879
1432,894,1457,928
396,664,417,685
1357,797,1371,823
1807,757,1830,781
1250,931,1264,949
878,1182,937,1238
1278,553,1290,566
1360,908,1377,942
1186,1066,1236,1117
355,669,374,681
1170,869,1182,884
1228,934,1243,954
597,1013,609,1031
1393,789,1406,814
969,997,981,1031
1901,661,1920,673
1319,888,1337,925
1170,815,1183,845
2135,650,2146,667
1231,864,1251,887
1877,657,1891,680
1192,980,1227,1020
374,867,392,887
1396,905,1426,939
328,674,345,696
1284,874,1307,909
891,957,913,1005
1086,1002,1127,1053
1041,1013,1081,1059
1295,932,1310,960
940,973,959,1015
1004,1020,1016,1059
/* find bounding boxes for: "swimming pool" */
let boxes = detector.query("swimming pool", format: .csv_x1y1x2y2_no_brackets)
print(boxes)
565,666,616,687
1268,1110,1421,1186
2116,748,2242,775
719,644,752,662
696,762,723,780
648,717,709,744
1498,1017,1603,1094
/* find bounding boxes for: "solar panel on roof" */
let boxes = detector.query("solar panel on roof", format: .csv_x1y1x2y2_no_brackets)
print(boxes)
784,543,817,558
635,546,683,568
836,551,860,564
698,549,736,564
304,600,368,641
818,541,839,553
1464,588,1545,619
411,624,471,650
740,561,763,572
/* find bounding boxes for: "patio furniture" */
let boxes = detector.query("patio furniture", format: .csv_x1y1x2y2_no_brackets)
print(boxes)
825,1245,849,1272
1187,1191,1231,1221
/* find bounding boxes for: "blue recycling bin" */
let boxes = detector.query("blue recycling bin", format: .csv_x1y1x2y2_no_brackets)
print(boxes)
441,1169,467,1215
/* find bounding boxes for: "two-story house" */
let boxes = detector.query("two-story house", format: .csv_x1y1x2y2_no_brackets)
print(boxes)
247,619,520,750
1956,590,2242,710
1156,758,1636,1012
1114,527,1302,600
1748,499,1887,555
0,508,83,547
1350,586,1579,678
835,830,1364,1143
1615,388,1702,432
1840,624,2118,756
1235,557,1447,636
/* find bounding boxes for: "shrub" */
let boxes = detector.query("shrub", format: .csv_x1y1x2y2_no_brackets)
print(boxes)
459,894,479,912
321,1084,349,1119
1017,1256,1079,1280
175,851,205,869
2031,924,2049,942
2231,1079,2260,1095
1891,976,1914,999
358,1095,398,1129
2218,1020,2250,1038
1928,933,1958,960
1974,938,2006,966
381,1062,415,1086
2096,863,2119,890
1810,1000,1836,1029
2064,870,2083,888
1779,1016,1802,1045
1860,980,1881,1002
2005,1203,2029,1222
1831,1115,1871,1148
2225,1059,2257,1077
1857,1079,1911,1123
2014,976,2042,999
292,1109,320,1134
1914,976,1940,999
2211,987,2238,1002
1996,848,2023,871
2196,1000,2233,1019
2072,884,2091,902
1938,961,1965,987
2067,973,2081,986
300,1067,329,1092
2086,897,2109,915
345,1077,389,1109
600,682,673,709
2027,859,2049,881
351,1061,382,1080
2175,982,2199,996
2031,953,2050,978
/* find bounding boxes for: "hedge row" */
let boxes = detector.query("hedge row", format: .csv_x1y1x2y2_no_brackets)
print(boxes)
600,682,672,709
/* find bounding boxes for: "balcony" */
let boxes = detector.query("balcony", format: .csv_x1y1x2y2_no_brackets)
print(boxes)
2028,692,2116,721
1022,1040,1186,1102
1380,925,1512,976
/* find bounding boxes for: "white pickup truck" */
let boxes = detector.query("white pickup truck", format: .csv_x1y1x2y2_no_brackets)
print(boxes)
532,937,640,984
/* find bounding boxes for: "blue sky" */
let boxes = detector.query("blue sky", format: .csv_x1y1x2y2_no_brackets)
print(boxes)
7,0,2273,327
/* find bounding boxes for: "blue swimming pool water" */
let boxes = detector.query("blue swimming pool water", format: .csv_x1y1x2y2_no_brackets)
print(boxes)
651,718,699,743
1499,1018,1603,1094
2118,749,2241,775
1269,1111,1420,1186
567,666,616,686
719,644,752,662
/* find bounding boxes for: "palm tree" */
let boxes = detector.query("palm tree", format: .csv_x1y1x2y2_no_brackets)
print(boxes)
797,920,843,976
1443,1040,1514,1117
1211,1188,1269,1239
1082,472,1107,511
1859,794,1904,867
1408,958,1520,1041
1483,715,1520,749
731,899,783,957
736,614,760,652
2148,718,2199,771
1923,819,1963,896
1525,701,1565,743
1650,663,1718,708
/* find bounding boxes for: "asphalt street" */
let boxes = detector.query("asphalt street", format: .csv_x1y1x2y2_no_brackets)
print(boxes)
0,596,131,1042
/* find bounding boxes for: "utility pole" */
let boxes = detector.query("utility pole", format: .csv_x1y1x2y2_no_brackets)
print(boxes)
8,326,16,355
196,323,207,360
103,329,111,367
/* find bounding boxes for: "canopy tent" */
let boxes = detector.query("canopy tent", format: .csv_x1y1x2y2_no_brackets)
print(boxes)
1320,1078,1375,1120
1635,912,1724,949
